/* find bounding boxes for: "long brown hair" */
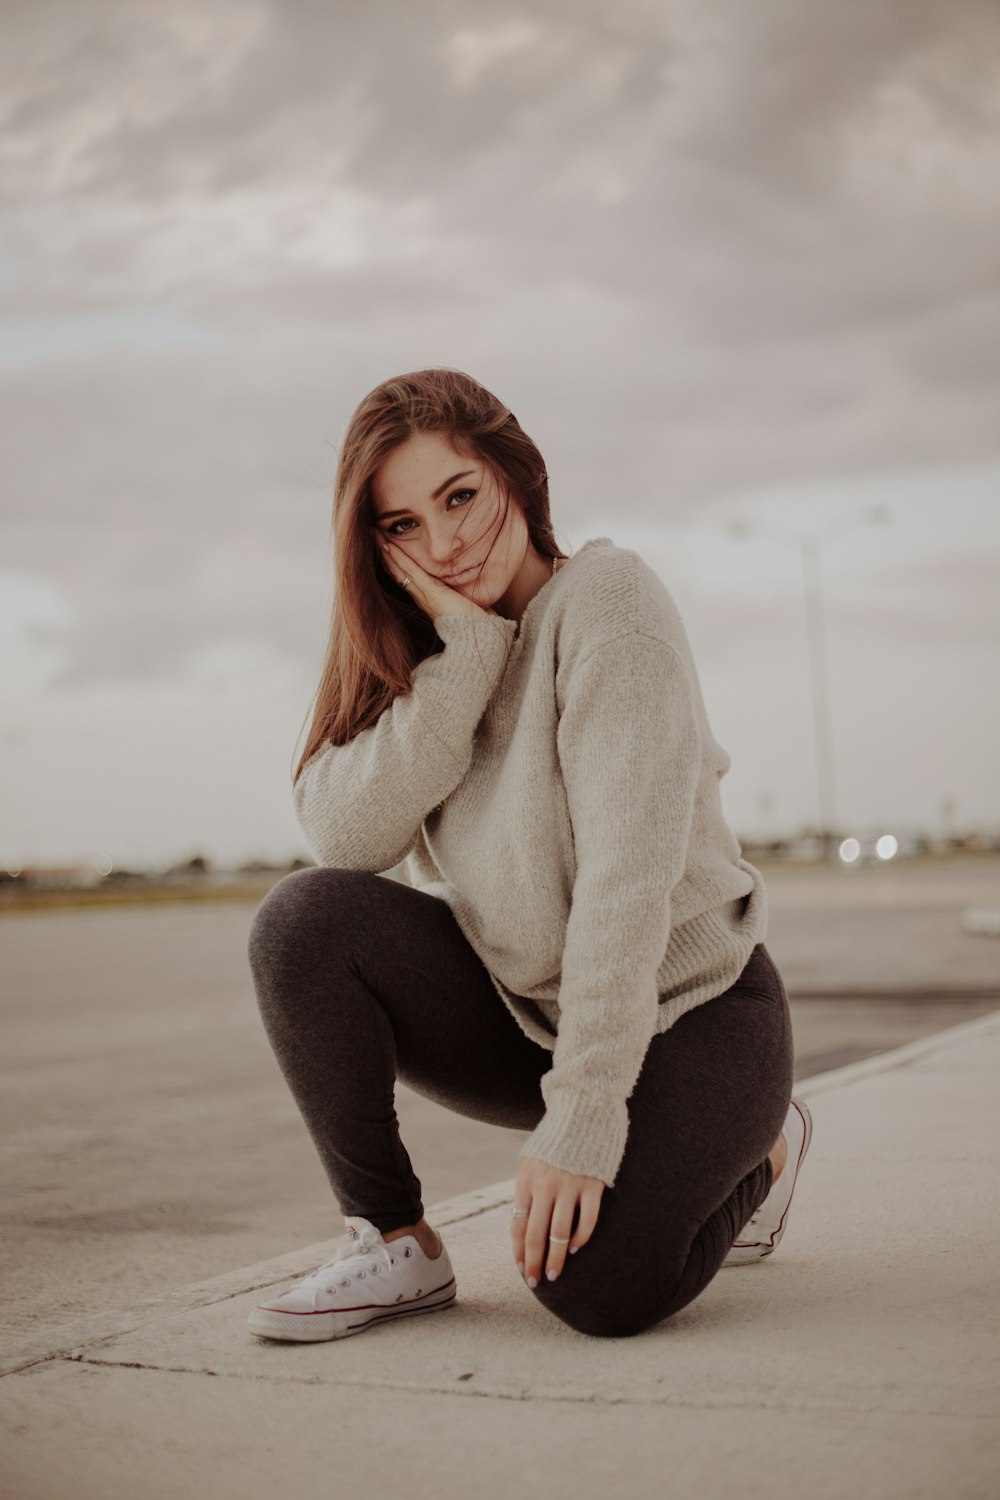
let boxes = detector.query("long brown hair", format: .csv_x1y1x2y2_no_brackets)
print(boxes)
292,367,567,785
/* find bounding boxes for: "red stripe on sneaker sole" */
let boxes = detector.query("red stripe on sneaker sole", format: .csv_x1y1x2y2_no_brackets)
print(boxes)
347,1291,457,1331
255,1274,457,1318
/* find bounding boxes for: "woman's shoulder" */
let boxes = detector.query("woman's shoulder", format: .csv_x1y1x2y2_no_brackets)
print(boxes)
555,536,689,657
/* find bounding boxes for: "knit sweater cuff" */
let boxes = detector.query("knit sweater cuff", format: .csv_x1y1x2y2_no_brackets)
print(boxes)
429,610,517,695
517,1091,630,1189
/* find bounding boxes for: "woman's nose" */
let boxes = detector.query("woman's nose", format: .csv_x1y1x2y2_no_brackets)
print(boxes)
426,531,465,567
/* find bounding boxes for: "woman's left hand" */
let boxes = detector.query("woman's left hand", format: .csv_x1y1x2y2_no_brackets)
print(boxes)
511,1156,605,1287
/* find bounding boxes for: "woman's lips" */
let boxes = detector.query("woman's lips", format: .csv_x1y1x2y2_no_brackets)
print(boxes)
441,561,481,583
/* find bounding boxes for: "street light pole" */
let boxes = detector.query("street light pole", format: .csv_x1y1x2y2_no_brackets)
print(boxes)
801,533,837,858
729,506,890,860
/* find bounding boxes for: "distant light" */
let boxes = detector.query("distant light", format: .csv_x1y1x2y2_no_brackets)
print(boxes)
875,835,898,861
839,838,861,863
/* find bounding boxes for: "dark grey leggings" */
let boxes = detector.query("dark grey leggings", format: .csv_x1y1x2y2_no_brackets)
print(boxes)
247,865,794,1339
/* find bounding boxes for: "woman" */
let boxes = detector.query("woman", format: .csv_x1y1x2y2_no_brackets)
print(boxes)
246,367,813,1344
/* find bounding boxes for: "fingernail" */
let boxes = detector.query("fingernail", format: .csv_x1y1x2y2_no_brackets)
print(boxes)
569,1246,579,1254
526,1275,538,1288
546,1267,559,1281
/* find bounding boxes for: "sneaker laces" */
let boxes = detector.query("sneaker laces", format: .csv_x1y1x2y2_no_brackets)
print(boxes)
301,1223,397,1294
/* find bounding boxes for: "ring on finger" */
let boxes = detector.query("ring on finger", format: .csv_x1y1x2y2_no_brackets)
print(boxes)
510,1207,529,1219
549,1234,570,1243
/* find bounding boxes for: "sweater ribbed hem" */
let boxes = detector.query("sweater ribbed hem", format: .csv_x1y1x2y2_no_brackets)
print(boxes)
478,867,767,1053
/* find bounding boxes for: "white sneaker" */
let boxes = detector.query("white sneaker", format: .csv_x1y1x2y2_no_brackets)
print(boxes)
722,1096,813,1267
248,1216,457,1342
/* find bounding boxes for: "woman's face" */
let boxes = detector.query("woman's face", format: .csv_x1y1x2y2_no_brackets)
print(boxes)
370,430,537,612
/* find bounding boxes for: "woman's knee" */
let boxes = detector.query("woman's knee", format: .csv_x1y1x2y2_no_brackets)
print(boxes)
526,1219,694,1338
530,1278,663,1339
528,1240,674,1339
247,865,375,973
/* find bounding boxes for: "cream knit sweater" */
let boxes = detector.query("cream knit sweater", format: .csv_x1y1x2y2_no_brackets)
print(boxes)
293,536,767,1186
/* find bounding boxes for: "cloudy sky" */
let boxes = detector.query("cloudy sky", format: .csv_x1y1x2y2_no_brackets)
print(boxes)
2,0,999,870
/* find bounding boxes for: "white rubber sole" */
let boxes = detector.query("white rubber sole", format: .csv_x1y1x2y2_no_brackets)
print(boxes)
248,1276,457,1343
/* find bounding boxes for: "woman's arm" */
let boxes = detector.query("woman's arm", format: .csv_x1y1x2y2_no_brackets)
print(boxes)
293,611,516,872
518,628,702,1188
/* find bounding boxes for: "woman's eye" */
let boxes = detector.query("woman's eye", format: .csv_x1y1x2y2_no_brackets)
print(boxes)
386,489,476,537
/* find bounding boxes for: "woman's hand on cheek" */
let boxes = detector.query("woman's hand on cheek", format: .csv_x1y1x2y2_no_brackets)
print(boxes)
375,534,500,621
510,1156,605,1288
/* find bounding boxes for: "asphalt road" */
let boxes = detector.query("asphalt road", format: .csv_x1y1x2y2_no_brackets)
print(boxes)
1,855,997,1343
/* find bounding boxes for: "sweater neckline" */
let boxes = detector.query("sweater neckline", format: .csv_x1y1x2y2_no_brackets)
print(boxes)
512,536,612,641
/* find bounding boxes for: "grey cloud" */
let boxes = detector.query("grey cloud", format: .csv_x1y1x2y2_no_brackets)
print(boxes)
22,523,325,689
2,0,1000,698
4,0,999,349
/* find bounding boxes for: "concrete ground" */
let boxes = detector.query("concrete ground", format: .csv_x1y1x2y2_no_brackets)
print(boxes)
2,855,998,1344
2,1007,998,1500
